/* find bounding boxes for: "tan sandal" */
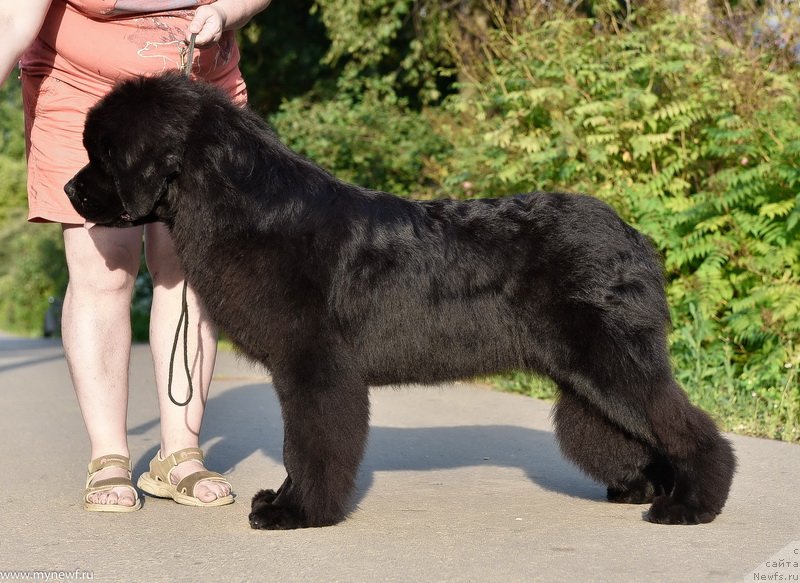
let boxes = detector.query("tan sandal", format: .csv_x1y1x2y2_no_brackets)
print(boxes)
84,454,142,512
137,447,234,507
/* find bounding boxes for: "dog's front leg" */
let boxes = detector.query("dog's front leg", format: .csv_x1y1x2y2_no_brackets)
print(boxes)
249,366,371,530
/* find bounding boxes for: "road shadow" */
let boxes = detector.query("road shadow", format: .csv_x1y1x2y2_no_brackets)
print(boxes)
130,382,603,507
0,336,65,374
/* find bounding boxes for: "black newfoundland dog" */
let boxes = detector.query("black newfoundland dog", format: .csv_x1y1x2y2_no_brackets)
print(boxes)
66,72,735,529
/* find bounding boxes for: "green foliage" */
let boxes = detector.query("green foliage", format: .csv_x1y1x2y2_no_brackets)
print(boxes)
237,0,331,114
131,270,153,342
490,372,558,402
310,0,455,106
0,81,27,222
272,89,450,196
436,7,800,441
244,1,800,441
0,80,68,337
0,211,67,335
0,80,25,157
1,1,797,441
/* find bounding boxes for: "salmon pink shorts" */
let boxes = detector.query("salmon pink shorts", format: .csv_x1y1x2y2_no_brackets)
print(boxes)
20,0,248,224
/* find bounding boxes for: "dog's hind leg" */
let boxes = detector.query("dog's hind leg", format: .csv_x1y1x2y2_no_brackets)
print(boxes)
640,378,736,524
249,365,370,530
554,353,735,524
555,370,735,523
544,258,735,523
553,389,673,504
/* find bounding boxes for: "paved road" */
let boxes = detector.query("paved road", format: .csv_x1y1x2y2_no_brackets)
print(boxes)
1,332,798,582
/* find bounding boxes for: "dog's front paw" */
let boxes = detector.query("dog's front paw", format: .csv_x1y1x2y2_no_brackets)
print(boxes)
249,490,306,530
251,488,279,508
249,503,306,530
644,496,717,525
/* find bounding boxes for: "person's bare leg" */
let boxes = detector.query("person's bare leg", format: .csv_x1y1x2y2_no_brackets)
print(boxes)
144,223,228,502
62,224,143,507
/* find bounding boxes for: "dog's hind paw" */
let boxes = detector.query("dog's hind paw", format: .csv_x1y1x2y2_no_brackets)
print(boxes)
644,496,717,525
607,481,655,505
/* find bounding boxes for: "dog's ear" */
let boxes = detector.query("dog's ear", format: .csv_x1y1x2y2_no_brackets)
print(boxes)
110,149,182,221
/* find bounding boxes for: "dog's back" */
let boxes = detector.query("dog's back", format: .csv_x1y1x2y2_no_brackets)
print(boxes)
325,191,667,388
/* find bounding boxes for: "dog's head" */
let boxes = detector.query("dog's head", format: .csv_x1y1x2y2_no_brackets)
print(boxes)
65,72,200,226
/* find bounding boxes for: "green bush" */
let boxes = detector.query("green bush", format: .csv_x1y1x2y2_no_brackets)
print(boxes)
438,9,799,441
0,80,27,222
1,2,796,442
272,87,451,197
0,82,66,335
0,211,67,335
242,4,800,441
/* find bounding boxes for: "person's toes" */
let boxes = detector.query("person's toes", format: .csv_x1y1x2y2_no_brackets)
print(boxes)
203,484,220,501
88,466,136,506
193,483,216,502
209,481,228,498
206,481,226,500
118,490,135,507
98,487,135,506
171,460,231,501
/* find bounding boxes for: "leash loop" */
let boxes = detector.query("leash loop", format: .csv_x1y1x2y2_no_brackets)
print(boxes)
168,280,194,407
167,31,199,408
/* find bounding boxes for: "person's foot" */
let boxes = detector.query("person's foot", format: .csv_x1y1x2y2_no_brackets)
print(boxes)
137,448,233,506
86,465,138,507
168,458,232,503
84,454,141,512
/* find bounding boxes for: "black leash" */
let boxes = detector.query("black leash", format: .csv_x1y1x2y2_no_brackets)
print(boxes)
180,33,196,79
167,280,193,406
167,33,197,408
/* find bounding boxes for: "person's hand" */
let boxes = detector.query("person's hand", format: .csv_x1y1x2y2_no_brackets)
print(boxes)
187,4,227,46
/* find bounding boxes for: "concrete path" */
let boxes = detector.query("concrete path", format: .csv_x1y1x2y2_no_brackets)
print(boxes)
1,332,798,582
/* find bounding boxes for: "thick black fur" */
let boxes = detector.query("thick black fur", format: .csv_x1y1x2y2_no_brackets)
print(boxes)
66,72,736,529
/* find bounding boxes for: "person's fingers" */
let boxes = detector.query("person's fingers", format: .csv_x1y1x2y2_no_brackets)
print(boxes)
187,6,224,45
